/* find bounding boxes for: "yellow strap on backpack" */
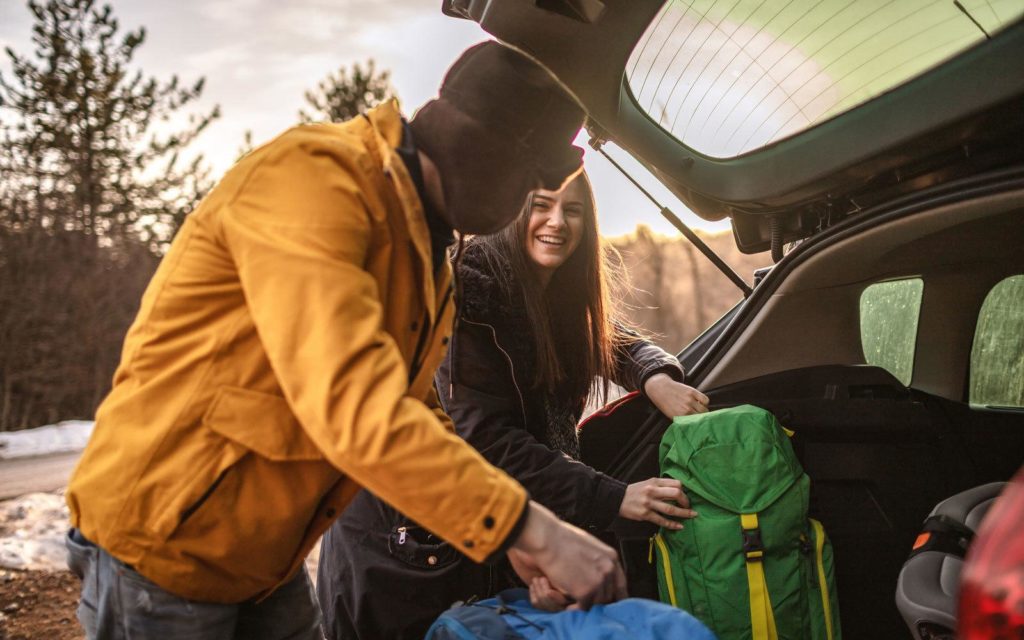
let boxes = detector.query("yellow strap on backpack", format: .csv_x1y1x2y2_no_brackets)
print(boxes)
652,533,678,608
811,519,835,640
741,513,778,640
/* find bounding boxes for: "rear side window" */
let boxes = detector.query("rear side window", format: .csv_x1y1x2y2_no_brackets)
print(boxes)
970,275,1024,409
860,279,924,386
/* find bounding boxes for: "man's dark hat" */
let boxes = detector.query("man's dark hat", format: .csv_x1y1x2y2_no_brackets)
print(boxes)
434,41,585,188
409,41,586,235
413,42,585,191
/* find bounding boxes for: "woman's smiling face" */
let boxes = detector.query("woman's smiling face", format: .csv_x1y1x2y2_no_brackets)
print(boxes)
524,176,586,284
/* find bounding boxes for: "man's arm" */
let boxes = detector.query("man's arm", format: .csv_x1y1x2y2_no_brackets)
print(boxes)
220,133,524,561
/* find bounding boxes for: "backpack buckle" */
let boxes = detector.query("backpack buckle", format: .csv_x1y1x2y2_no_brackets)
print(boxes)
742,529,765,561
799,534,813,555
740,513,764,561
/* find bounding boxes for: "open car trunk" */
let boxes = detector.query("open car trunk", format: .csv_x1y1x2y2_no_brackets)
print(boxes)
582,366,1024,638
446,2,1024,635
579,172,1024,639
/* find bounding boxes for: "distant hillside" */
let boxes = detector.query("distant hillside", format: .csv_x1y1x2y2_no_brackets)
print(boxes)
608,225,773,353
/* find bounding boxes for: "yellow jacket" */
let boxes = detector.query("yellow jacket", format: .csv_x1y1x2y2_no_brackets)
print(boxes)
66,101,527,603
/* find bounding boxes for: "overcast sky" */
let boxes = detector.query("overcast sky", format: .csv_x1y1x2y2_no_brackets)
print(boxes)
0,0,730,238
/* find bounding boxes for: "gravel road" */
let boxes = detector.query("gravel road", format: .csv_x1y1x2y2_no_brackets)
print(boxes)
0,452,80,500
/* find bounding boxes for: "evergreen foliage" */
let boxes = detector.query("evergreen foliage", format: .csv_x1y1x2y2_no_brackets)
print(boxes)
298,59,397,123
0,0,219,253
0,0,216,430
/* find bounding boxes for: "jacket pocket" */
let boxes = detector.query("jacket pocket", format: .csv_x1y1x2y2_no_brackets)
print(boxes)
156,386,340,593
387,524,461,570
65,529,100,629
149,386,324,541
202,386,323,461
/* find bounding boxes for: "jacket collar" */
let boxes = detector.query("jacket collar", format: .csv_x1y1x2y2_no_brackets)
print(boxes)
364,100,451,319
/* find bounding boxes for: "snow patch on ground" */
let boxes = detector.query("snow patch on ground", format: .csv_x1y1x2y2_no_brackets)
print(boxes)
0,491,322,579
0,492,69,571
0,421,94,460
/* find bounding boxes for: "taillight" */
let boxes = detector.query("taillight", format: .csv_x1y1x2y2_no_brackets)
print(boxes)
958,466,1024,639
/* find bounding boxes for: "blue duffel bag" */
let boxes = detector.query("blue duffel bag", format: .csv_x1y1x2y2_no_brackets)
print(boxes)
424,589,716,640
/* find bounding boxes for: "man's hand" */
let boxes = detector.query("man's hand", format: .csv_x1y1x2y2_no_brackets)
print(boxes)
644,373,709,418
619,477,696,529
508,501,626,610
527,576,572,612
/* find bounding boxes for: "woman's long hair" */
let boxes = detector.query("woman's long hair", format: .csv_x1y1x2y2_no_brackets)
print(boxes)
470,171,633,404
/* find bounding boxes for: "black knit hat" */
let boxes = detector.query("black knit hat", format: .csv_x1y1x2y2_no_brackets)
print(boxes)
410,42,585,235
434,41,585,188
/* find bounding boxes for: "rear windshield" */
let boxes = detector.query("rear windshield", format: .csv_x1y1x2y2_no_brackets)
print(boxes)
627,0,1023,158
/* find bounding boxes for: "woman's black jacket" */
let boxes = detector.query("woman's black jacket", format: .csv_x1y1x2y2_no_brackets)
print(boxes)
316,244,684,640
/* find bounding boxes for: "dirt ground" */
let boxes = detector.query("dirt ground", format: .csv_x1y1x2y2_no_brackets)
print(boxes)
0,569,81,640
0,546,321,640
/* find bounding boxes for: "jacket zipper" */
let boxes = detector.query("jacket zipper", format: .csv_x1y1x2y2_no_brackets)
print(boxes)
459,318,527,426
178,467,230,528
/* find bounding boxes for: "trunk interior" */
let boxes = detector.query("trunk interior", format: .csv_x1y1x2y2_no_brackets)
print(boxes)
580,176,1024,638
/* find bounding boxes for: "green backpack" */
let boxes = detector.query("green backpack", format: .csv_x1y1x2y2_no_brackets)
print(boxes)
652,405,841,640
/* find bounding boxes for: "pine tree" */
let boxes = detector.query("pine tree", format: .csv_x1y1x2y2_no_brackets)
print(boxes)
0,0,220,252
0,0,219,430
299,59,397,123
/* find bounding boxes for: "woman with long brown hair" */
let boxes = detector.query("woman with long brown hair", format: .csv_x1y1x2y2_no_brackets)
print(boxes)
317,171,709,639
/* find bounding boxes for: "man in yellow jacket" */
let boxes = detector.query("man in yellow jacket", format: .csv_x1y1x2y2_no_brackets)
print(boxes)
65,42,625,638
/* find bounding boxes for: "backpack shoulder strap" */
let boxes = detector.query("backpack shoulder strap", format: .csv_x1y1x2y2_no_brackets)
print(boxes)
741,513,778,640
810,519,836,640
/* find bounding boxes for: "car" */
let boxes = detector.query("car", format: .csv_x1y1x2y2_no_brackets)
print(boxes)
445,1,1024,637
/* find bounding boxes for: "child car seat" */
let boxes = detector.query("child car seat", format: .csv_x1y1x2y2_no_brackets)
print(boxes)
895,482,1006,640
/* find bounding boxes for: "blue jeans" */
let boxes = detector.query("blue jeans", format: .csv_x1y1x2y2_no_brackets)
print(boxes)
66,529,323,640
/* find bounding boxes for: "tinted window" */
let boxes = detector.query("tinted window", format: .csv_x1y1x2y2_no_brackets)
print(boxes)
970,275,1024,408
860,279,923,386
627,0,1023,158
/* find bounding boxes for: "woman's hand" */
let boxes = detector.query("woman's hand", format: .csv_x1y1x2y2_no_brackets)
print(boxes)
644,373,709,419
528,576,573,612
619,477,697,529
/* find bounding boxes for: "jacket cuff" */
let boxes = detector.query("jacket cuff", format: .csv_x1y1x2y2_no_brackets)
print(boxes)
586,473,628,533
482,498,530,565
638,361,686,394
